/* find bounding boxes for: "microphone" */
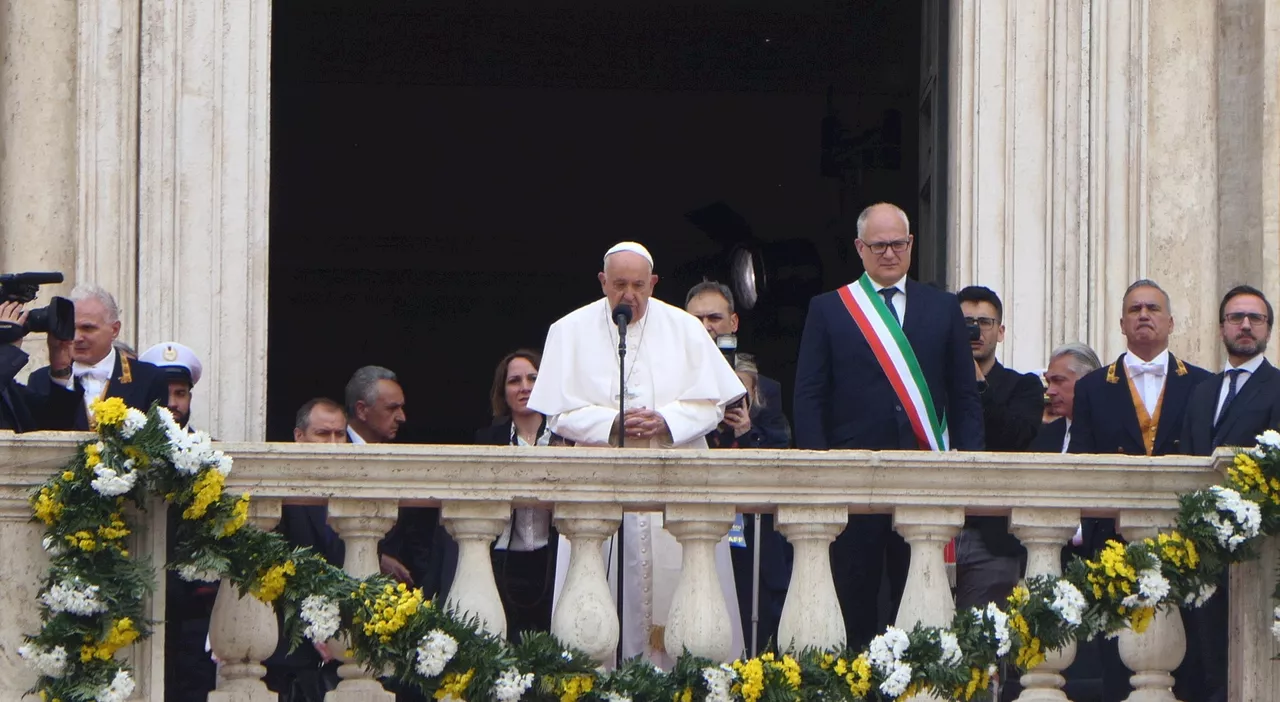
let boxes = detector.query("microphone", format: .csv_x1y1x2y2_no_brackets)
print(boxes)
613,303,633,329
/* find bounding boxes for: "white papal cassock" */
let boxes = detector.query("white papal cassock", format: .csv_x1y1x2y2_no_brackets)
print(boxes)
529,295,747,667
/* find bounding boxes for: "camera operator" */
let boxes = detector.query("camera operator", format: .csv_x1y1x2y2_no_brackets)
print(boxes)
685,281,791,448
953,286,1046,610
0,301,77,431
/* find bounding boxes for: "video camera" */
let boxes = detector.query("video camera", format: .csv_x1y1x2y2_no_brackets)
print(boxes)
0,272,75,341
967,322,982,342
716,334,749,412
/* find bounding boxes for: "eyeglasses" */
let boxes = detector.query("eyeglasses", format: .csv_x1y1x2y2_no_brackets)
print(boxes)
964,316,998,330
861,238,911,256
1224,312,1269,326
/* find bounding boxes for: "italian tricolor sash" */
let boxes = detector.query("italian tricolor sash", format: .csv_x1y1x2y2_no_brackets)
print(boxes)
837,274,949,451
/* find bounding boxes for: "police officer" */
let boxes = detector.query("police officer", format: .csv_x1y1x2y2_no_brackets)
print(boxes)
139,341,203,429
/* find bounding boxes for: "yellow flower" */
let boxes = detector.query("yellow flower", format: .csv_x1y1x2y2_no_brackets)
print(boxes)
90,397,129,427
435,669,475,700
32,487,64,525
844,653,873,697
1129,606,1155,633
557,674,593,702
97,515,131,541
183,468,225,520
251,560,297,603
359,583,426,642
672,688,692,702
776,655,802,689
820,653,834,670
79,617,139,662
221,493,251,537
731,658,765,702
954,666,991,701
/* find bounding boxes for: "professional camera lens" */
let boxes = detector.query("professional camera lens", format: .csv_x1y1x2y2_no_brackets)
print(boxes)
26,296,74,340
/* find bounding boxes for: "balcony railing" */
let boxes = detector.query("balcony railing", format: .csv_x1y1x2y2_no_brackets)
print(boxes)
2,433,1277,700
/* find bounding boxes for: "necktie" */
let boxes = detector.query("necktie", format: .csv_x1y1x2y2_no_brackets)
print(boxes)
1129,362,1165,378
879,287,900,324
1214,369,1246,434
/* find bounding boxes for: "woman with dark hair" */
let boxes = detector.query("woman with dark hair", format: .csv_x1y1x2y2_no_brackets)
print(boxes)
474,349,556,639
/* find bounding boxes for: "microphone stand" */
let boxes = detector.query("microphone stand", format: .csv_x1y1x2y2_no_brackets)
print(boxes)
614,310,627,668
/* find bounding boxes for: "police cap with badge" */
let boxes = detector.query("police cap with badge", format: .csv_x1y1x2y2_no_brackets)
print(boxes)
139,342,203,388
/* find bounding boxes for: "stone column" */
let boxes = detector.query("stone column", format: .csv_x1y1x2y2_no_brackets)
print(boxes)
0,485,49,698
893,507,964,629
663,504,736,662
551,503,622,666
774,505,847,653
0,0,80,380
209,498,282,702
1115,510,1184,702
1229,534,1280,699
327,498,398,702
137,0,271,440
442,500,510,638
1010,508,1080,701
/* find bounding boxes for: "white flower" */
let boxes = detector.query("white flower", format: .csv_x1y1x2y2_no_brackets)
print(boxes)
975,604,1012,657
1184,583,1218,608
41,536,64,556
602,694,632,702
177,564,222,583
300,595,341,644
1122,567,1170,608
91,465,138,497
868,626,911,673
1049,580,1087,627
561,649,574,662
94,441,106,453
702,664,737,702
97,669,136,702
937,630,962,666
1202,486,1263,550
40,578,107,616
414,629,458,678
493,667,535,702
1272,606,1280,642
18,644,67,678
215,452,234,477
878,661,913,697
158,406,185,440
121,408,148,438
1257,430,1280,450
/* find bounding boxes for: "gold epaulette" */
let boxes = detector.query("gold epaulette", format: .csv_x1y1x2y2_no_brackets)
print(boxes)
1174,356,1188,376
1105,361,1119,384
120,355,133,384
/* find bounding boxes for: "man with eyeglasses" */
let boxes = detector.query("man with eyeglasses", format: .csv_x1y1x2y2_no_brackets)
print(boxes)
952,286,1044,613
1067,278,1211,702
1176,284,1280,702
794,202,983,651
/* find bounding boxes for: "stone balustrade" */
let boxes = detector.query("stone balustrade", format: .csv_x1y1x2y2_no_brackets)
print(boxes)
3,433,1278,700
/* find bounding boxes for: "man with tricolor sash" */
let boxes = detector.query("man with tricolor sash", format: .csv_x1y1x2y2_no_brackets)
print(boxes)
1067,278,1211,702
793,202,984,650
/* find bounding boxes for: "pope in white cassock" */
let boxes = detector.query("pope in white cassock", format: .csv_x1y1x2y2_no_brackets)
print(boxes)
529,241,748,667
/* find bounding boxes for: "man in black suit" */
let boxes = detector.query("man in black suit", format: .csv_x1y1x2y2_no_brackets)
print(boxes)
264,398,347,702
685,281,792,653
0,300,78,431
26,285,169,428
953,286,1045,611
1068,279,1211,702
794,202,983,650
1175,285,1280,702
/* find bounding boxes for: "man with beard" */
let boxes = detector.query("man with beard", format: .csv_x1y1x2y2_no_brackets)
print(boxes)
1176,284,1280,702
139,341,203,429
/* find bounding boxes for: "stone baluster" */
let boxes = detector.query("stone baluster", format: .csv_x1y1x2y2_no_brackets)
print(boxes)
209,498,282,702
551,503,623,665
1010,508,1081,701
1116,510,1184,702
775,505,847,652
0,494,49,699
326,498,399,702
894,507,964,629
663,504,736,662
442,500,511,638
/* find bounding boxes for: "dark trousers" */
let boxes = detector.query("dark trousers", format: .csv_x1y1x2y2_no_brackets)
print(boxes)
265,662,339,702
1173,570,1229,702
830,514,910,651
163,619,217,702
729,513,792,654
492,543,557,641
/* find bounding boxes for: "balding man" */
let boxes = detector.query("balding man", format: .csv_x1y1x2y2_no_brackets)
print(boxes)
530,241,747,667
793,202,984,651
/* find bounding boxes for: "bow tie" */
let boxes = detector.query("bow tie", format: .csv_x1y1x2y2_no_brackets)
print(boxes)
1128,362,1165,378
73,366,109,382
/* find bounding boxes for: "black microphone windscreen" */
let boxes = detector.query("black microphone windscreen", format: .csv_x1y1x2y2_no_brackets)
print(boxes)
612,304,634,325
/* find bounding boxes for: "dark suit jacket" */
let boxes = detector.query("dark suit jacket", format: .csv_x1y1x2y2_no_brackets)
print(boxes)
28,353,170,430
0,346,78,431
1181,359,1280,456
794,279,984,450
981,362,1045,451
1068,352,1211,456
265,506,345,668
1029,417,1069,453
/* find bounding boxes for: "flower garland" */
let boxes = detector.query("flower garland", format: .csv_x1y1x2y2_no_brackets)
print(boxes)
19,399,1280,701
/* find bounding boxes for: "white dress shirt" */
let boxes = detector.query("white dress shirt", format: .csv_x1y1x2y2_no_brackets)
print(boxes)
1061,418,1073,454
346,425,368,444
54,348,118,414
1215,353,1267,422
1123,349,1170,417
876,274,909,324
494,426,552,552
